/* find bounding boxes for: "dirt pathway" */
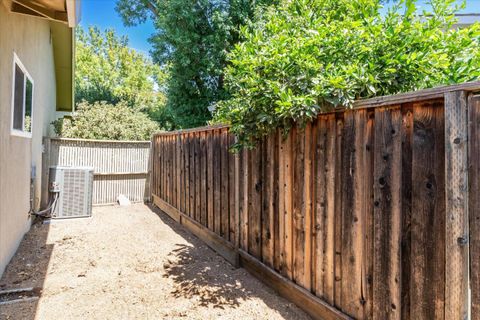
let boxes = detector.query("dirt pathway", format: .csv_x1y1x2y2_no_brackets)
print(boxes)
0,204,309,320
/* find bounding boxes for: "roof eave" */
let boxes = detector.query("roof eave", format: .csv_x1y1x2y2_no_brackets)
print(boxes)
65,0,80,27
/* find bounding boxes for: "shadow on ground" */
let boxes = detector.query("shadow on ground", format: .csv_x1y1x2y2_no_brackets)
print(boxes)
0,218,53,320
163,242,244,308
149,204,309,319
1,204,308,320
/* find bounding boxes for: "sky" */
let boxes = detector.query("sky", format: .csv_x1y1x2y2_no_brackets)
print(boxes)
79,0,156,55
80,0,480,57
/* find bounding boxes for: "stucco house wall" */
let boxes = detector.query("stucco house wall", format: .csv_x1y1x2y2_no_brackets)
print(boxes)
0,3,61,276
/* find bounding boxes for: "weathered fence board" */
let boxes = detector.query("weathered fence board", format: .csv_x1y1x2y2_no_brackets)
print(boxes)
372,106,402,320
411,101,446,320
151,83,480,320
470,94,480,320
444,91,469,320
400,104,413,320
284,131,294,280
43,138,150,205
334,115,344,309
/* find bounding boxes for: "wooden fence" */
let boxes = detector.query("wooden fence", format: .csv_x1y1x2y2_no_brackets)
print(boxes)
43,138,151,205
151,81,480,320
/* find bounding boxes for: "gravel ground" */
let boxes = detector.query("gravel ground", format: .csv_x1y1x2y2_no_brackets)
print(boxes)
0,204,310,320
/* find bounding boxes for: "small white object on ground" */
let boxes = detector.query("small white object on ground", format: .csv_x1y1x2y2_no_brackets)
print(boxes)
117,194,131,206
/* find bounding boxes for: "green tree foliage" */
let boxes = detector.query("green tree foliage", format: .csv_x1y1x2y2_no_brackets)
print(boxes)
75,26,172,128
115,0,277,128
214,0,480,148
52,101,160,141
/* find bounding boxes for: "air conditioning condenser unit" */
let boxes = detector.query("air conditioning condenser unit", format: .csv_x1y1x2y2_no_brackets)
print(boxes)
48,166,94,219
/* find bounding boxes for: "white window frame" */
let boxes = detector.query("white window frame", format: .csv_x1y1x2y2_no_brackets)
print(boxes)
10,52,34,138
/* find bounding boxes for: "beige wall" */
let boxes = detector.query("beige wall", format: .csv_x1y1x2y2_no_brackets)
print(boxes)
0,4,60,275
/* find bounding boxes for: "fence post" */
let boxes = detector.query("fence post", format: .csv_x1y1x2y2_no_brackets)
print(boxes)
149,135,154,203
469,94,480,320
234,136,241,268
444,90,469,320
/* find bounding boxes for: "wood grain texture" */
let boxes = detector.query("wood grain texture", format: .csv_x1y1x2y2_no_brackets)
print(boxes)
207,131,214,230
469,94,480,320
303,123,313,292
160,136,164,200
271,136,277,266
284,131,294,280
410,101,445,320
173,134,178,208
241,149,249,252
373,106,402,320
272,132,280,272
400,104,413,320
221,129,229,239
363,110,375,320
150,93,476,320
184,134,190,216
234,135,241,250
313,118,326,299
228,135,236,242
161,136,165,201
334,115,344,308
189,133,193,214
262,134,275,267
167,136,171,204
195,132,201,223
189,133,195,218
214,131,221,235
341,110,369,319
179,134,185,214
339,111,356,315
324,114,337,305
157,136,162,198
169,135,174,205
150,136,155,196
200,131,207,227
174,135,178,207
293,127,306,287
277,133,286,275
171,136,175,206
444,91,469,320
249,143,262,258
165,135,169,202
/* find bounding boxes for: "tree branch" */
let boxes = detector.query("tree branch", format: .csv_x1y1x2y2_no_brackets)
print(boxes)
141,0,158,17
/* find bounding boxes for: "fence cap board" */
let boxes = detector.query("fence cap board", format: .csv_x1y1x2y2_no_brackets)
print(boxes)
152,124,229,136
48,137,151,144
151,81,480,136
354,80,480,108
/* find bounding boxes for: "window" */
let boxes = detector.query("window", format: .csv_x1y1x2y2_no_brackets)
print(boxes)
11,54,34,137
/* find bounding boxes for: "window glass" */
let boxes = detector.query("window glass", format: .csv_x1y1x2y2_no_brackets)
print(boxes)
13,64,24,131
24,78,33,133
11,57,33,136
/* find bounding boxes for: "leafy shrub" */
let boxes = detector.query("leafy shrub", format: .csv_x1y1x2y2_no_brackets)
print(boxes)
52,101,160,141
214,0,480,148
116,0,278,130
75,27,171,128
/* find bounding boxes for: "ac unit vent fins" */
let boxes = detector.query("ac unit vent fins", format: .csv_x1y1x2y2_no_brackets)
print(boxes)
49,166,94,219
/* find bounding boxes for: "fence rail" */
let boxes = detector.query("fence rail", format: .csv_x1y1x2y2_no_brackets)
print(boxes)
43,138,151,205
151,82,480,320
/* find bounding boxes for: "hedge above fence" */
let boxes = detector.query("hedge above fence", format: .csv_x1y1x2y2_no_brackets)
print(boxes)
214,0,480,148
